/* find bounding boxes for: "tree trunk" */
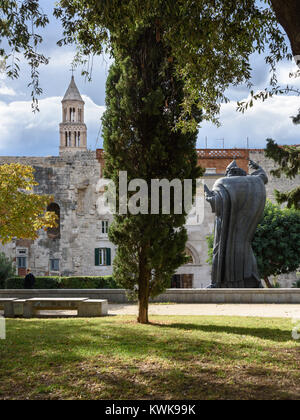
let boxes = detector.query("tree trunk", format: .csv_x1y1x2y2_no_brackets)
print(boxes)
270,0,300,57
137,246,150,324
264,276,273,289
138,292,149,324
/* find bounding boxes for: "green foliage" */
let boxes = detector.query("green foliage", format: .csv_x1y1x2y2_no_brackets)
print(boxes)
102,26,203,317
292,279,300,288
59,276,119,289
0,252,15,288
0,0,49,110
4,276,119,290
272,280,281,288
292,109,300,125
253,201,300,279
0,164,57,244
56,0,291,127
206,201,300,281
1,1,292,125
5,276,60,289
206,234,214,265
265,139,300,209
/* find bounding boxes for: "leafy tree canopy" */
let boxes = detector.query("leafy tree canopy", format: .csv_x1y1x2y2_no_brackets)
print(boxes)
0,0,293,125
102,25,203,323
0,163,57,244
0,0,49,110
0,252,15,288
253,201,300,281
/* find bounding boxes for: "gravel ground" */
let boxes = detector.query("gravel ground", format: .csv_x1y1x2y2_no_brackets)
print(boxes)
109,303,300,318
1,303,300,318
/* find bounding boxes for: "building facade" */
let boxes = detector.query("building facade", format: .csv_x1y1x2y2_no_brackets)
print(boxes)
0,77,299,287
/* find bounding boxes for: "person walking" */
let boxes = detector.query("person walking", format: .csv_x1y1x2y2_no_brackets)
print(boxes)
24,269,35,289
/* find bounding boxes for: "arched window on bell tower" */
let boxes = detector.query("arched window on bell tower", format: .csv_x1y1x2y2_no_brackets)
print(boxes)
70,107,76,122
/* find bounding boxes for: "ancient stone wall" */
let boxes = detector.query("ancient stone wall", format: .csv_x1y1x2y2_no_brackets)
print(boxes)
0,148,298,288
0,152,115,277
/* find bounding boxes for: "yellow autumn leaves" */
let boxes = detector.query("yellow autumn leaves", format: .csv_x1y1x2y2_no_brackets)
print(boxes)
0,163,58,244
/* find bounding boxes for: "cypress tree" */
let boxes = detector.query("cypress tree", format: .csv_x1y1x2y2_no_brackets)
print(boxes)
102,26,203,323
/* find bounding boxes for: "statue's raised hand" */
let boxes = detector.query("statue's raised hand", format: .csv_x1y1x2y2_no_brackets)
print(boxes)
249,159,259,170
204,184,214,202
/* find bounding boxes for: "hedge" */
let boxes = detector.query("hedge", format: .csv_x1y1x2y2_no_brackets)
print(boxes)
4,276,120,290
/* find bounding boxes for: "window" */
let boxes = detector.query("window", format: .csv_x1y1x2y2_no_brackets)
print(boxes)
171,274,193,288
78,132,81,147
95,248,111,266
68,131,72,147
102,220,109,235
50,259,59,271
70,107,76,122
185,248,194,264
17,257,27,269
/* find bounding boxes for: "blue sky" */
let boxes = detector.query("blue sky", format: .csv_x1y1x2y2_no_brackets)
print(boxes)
0,0,299,156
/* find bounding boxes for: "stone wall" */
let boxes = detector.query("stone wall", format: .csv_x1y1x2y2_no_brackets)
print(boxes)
0,148,299,288
0,152,116,277
1,288,300,304
174,150,300,288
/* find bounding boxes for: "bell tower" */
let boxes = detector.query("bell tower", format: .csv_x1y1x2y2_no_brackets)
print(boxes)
59,76,87,155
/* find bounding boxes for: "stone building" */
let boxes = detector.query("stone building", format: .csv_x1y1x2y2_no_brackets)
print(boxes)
0,77,299,287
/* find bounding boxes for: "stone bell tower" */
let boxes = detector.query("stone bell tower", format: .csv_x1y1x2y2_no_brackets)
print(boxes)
59,76,87,155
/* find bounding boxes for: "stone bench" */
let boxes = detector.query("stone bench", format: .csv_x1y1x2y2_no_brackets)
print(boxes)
22,298,108,318
0,299,17,318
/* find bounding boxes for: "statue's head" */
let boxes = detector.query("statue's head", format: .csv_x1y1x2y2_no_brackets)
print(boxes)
226,160,247,177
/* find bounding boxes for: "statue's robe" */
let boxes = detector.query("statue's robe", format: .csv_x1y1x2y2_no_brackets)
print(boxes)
210,169,268,288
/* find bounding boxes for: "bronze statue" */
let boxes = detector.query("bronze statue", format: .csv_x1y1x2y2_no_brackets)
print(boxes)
205,159,268,288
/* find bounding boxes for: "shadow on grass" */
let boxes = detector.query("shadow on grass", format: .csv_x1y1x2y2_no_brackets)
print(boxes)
0,318,295,370
148,322,292,343
0,318,299,399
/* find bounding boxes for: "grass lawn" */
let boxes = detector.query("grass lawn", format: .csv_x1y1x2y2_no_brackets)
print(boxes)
0,315,299,400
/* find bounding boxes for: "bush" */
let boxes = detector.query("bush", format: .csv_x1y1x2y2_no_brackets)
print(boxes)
4,276,120,290
253,201,300,280
0,253,16,289
292,279,300,289
59,276,119,289
206,234,214,265
5,276,61,289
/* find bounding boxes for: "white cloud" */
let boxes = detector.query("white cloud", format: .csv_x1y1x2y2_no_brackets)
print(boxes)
0,82,17,97
277,61,300,87
199,95,300,149
0,95,105,156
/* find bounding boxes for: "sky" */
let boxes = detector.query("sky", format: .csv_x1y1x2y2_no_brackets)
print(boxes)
0,1,299,156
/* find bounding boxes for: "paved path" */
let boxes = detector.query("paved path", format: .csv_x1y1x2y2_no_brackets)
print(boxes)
109,303,300,318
